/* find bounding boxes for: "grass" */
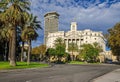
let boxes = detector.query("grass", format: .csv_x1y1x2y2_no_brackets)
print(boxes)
0,62,49,70
69,61,101,65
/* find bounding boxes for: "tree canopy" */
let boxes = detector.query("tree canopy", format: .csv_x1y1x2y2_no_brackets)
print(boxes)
0,0,42,66
0,0,31,66
54,37,66,57
68,42,78,52
79,43,101,62
107,22,120,61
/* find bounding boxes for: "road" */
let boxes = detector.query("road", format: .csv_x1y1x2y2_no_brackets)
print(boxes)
0,64,120,82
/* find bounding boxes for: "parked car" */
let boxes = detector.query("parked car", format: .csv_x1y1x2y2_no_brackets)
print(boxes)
105,59,112,64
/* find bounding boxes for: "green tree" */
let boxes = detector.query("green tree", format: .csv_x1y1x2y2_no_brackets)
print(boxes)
20,12,30,62
80,43,101,63
0,27,12,61
31,44,46,61
93,42,103,52
38,44,46,61
54,37,64,46
22,27,38,65
107,23,120,61
46,48,56,62
0,0,30,66
32,47,40,55
54,37,66,62
21,14,41,65
47,48,56,57
68,42,78,61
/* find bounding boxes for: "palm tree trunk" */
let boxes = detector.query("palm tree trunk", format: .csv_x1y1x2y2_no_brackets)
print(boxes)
10,28,16,66
72,50,74,61
4,42,7,61
8,39,11,61
27,40,31,65
21,41,24,62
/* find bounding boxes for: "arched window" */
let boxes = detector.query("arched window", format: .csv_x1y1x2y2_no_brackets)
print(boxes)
95,33,96,36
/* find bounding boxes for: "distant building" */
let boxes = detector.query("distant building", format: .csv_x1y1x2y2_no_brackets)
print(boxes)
44,12,59,44
46,22,106,52
99,51,118,63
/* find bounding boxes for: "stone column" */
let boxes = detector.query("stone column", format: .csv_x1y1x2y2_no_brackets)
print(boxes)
66,39,68,52
77,39,79,48
79,39,81,49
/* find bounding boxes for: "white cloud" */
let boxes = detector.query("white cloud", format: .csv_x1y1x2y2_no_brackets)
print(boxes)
73,2,120,31
56,0,65,4
98,3,107,8
30,0,120,47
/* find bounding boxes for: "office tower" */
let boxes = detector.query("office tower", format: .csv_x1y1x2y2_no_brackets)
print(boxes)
44,12,59,44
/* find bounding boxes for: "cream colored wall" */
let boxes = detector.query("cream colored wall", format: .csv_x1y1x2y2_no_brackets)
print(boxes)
46,22,106,52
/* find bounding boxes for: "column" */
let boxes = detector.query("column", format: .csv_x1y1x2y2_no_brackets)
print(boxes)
79,38,81,49
66,39,68,52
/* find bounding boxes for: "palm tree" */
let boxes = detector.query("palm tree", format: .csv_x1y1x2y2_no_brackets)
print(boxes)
54,37,63,46
21,14,42,65
68,42,78,61
0,27,13,61
93,42,103,52
0,0,30,66
22,28,38,65
20,12,30,62
80,43,102,62
54,37,66,62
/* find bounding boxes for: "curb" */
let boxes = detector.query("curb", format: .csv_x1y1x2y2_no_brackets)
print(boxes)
0,65,52,73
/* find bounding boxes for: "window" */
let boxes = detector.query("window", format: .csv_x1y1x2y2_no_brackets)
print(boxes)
98,34,100,36
95,33,96,36
72,25,75,31
47,18,49,21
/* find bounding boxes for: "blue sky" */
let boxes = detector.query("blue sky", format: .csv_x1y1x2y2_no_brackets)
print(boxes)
30,0,120,48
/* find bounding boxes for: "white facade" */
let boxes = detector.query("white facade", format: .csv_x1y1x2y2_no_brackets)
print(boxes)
46,22,106,52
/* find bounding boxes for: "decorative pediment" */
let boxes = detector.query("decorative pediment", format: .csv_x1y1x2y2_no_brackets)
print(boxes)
65,31,82,39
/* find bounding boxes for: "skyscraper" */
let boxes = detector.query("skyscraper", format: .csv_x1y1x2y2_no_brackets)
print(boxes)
44,12,59,44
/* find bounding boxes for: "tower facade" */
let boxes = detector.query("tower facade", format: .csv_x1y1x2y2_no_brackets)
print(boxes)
71,22,77,31
44,12,59,44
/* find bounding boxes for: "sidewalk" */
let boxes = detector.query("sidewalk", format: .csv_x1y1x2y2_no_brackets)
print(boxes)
93,69,120,82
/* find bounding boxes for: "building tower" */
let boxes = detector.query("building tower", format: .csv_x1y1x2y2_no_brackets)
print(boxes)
44,12,59,44
71,22,77,31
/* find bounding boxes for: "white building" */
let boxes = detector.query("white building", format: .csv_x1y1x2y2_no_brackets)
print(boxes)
46,22,106,52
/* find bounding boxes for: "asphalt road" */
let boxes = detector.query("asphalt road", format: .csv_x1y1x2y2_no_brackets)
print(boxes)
0,64,120,82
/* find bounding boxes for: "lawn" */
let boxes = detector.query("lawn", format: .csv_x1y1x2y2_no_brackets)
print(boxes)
0,62,49,70
69,61,101,64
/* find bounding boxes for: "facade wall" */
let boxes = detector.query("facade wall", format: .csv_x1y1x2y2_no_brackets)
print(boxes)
44,12,59,44
46,31,64,48
99,51,118,62
46,22,106,52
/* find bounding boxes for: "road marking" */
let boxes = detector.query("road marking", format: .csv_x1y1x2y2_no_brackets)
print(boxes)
26,80,32,82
